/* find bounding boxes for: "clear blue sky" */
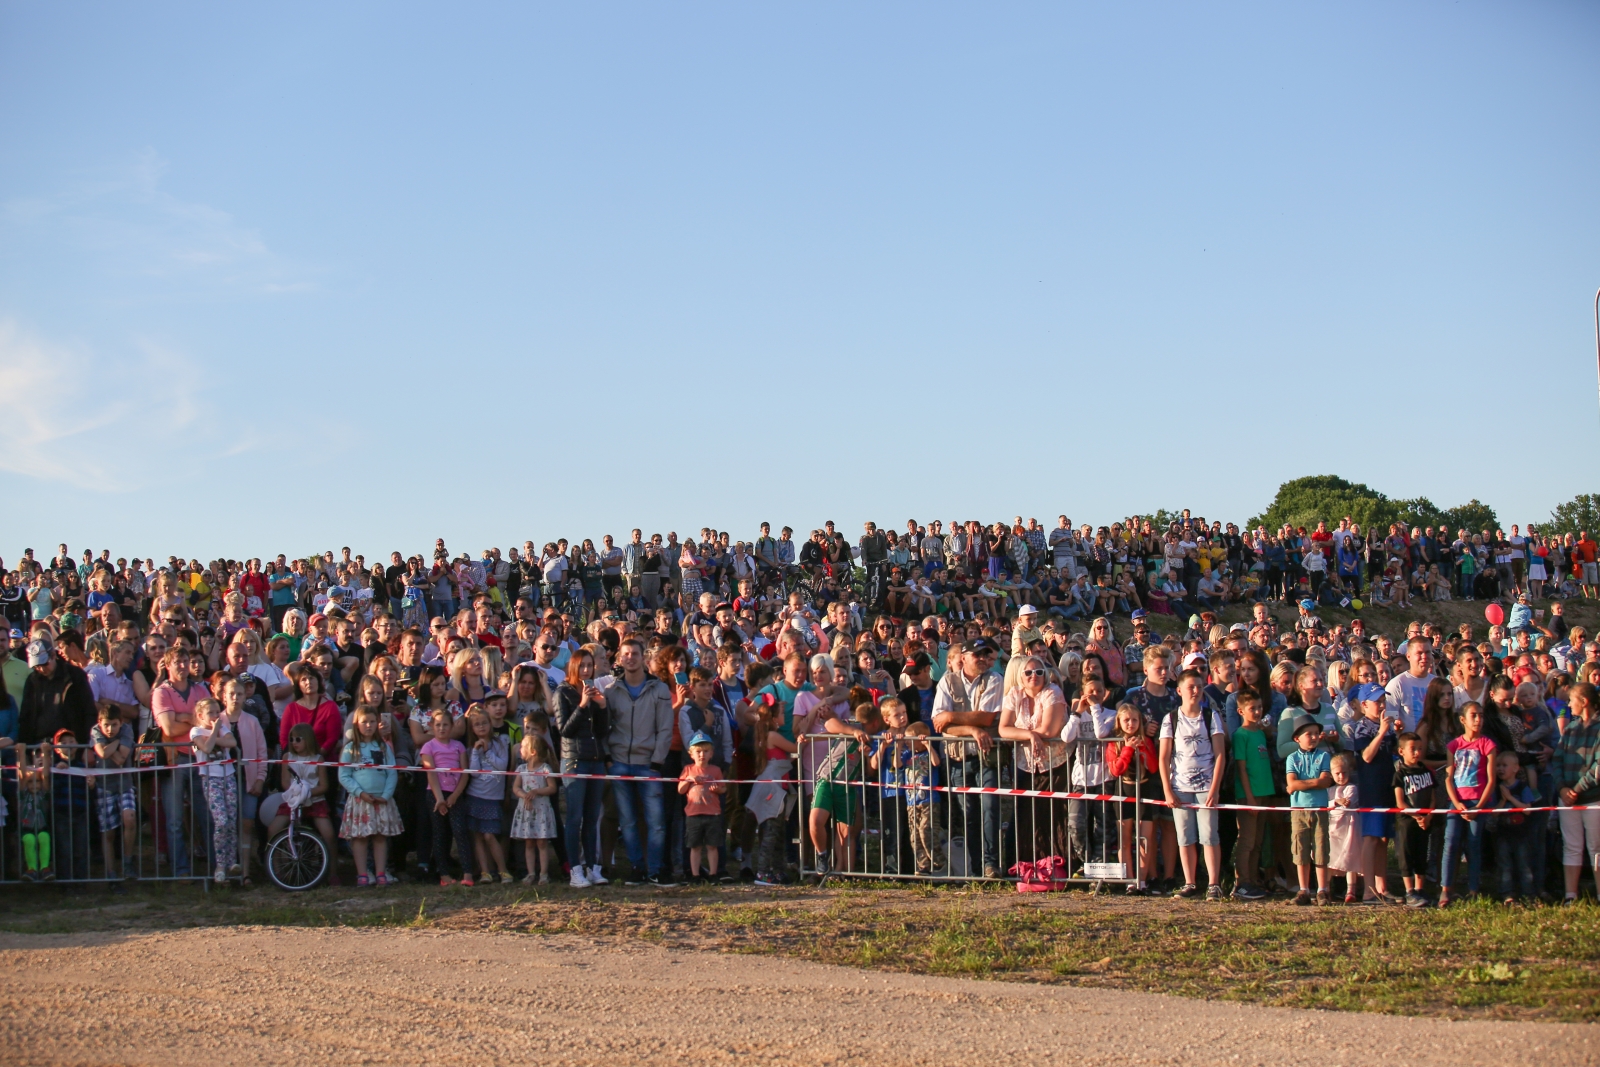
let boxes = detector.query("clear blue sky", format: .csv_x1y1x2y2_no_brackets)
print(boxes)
2,2,1597,562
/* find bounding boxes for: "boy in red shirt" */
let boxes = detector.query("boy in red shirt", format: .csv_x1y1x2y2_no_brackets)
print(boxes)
678,731,728,882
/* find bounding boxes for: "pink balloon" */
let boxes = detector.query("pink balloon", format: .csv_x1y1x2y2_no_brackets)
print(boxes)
1484,603,1504,626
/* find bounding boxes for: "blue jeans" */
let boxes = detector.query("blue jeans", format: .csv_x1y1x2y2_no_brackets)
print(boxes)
611,762,665,878
1495,820,1535,898
947,754,999,874
161,762,211,877
1442,811,1484,892
561,758,607,869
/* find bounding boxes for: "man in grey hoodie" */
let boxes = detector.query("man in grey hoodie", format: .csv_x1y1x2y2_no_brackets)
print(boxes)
607,637,678,886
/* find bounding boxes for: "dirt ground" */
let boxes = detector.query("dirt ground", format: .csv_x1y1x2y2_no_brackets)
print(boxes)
0,926,1591,1067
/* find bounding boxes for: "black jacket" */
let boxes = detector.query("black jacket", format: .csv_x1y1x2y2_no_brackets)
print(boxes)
553,682,609,762
19,659,96,745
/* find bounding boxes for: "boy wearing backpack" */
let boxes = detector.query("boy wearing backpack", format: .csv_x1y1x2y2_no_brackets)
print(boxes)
1157,669,1228,900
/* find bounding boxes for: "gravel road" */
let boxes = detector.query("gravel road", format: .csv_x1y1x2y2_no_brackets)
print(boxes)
0,927,1590,1066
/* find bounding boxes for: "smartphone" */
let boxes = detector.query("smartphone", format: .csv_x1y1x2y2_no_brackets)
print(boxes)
674,671,689,685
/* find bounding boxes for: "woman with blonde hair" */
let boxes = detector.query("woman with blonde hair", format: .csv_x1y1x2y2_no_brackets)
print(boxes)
997,655,1070,863
446,646,491,711
508,662,549,722
1083,616,1126,689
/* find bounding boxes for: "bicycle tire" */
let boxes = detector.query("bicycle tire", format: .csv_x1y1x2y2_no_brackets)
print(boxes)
265,828,329,891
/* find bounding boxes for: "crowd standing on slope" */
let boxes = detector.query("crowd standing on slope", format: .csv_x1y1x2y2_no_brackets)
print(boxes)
1,512,1597,907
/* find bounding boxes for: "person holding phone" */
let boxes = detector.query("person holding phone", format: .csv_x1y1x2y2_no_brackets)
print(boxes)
554,647,610,888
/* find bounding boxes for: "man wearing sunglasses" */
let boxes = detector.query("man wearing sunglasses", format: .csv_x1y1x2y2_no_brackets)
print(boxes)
531,628,567,689
931,638,1004,879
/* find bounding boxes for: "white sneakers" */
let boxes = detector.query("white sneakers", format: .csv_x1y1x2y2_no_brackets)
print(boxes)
569,865,607,888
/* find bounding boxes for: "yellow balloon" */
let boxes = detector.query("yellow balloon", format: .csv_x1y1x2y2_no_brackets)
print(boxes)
1350,598,1363,610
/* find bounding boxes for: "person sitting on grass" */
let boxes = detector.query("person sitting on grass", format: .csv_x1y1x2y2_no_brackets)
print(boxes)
1285,715,1334,906
678,730,728,883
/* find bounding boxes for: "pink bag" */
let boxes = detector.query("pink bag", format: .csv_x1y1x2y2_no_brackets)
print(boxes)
1009,855,1068,892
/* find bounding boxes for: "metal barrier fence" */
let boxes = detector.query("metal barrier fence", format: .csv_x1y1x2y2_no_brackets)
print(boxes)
0,742,247,887
797,734,1143,887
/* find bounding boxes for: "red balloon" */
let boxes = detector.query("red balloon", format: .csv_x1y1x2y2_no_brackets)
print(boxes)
1484,603,1505,626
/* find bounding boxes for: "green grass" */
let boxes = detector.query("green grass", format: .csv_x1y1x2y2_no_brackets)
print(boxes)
1,880,1593,1022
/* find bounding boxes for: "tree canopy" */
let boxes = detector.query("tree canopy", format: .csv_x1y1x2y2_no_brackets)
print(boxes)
1248,475,1499,536
1542,493,1600,537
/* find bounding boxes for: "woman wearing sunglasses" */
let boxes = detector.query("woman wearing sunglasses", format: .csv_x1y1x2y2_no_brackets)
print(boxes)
998,656,1068,865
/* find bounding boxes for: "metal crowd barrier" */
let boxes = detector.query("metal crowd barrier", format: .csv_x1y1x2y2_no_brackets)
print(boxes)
797,734,1141,887
0,741,243,887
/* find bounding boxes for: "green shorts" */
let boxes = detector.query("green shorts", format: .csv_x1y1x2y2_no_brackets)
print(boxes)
812,779,857,824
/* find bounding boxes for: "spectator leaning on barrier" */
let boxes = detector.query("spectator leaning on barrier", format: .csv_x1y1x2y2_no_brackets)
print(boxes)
931,638,1004,879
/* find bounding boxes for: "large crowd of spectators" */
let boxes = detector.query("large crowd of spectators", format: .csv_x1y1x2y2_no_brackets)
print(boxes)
0,511,1596,906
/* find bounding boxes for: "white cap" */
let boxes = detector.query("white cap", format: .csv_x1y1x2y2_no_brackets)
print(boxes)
1017,604,1038,617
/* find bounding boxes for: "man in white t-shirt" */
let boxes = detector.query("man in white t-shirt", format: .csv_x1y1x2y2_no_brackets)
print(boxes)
1384,640,1434,732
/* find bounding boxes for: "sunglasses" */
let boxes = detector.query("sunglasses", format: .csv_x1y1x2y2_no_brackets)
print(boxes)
1022,668,1047,678
539,644,559,652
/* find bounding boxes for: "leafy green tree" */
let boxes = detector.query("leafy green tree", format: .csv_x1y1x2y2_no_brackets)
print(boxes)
1541,493,1600,537
1248,475,1402,533
1441,499,1499,535
1249,476,1499,536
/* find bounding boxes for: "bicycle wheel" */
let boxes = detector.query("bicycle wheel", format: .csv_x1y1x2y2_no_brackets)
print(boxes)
265,828,329,891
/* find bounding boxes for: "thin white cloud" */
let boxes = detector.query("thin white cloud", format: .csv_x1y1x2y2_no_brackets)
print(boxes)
3,149,312,296
0,320,214,492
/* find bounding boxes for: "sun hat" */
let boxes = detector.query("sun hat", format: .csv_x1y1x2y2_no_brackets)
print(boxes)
1291,714,1322,739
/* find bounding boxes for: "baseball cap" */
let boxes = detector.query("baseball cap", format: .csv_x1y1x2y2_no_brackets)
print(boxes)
1181,652,1208,670
688,730,715,748
482,688,507,701
1354,683,1387,704
8,628,23,641
1017,604,1038,617
1229,622,1249,633
25,638,53,668
1299,599,1316,610
964,638,999,656
308,613,327,626
903,652,933,674
1130,609,1148,621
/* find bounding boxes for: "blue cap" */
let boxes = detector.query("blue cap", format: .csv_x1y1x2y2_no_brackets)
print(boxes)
1354,683,1387,704
1299,598,1316,610
688,730,715,748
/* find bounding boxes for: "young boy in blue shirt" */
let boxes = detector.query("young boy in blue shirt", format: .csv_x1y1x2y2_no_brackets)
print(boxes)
1285,715,1334,906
